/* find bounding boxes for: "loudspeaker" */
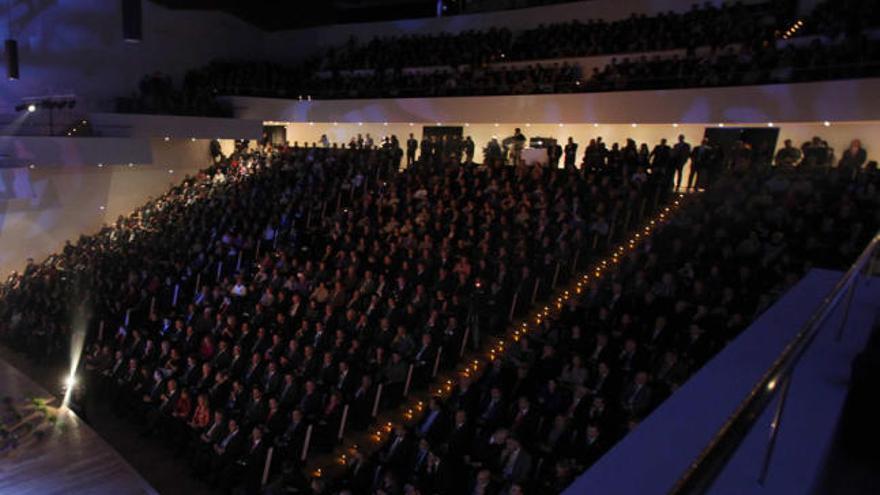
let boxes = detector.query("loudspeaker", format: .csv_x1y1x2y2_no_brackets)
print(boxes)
122,0,142,42
5,39,19,80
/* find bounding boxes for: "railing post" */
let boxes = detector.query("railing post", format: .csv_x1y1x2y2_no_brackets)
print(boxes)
236,251,243,272
255,240,262,260
150,296,156,315
432,347,443,378
124,308,132,328
194,273,202,298
337,404,350,441
459,325,471,358
97,320,105,342
758,374,792,485
262,446,274,486
551,262,562,288
273,228,279,250
507,291,519,322
172,284,180,308
215,261,223,282
403,364,415,397
572,248,581,276
835,273,860,341
300,424,313,462
530,278,541,305
371,384,384,418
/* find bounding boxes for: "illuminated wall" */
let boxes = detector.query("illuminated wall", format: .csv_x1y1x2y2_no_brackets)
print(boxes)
0,138,218,276
0,0,262,113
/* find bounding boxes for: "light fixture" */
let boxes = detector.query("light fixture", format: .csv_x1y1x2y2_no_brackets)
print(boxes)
631,123,638,128
558,123,564,127
168,169,174,174
493,123,499,127
593,123,599,127
823,121,831,127
27,104,36,113
28,164,35,169
97,163,104,168
190,137,196,142
164,136,170,141
358,122,363,126
672,123,679,128
718,123,725,127
99,205,105,211
128,163,134,167
767,122,774,127
64,374,77,389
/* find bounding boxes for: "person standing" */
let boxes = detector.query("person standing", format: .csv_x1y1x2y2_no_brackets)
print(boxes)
464,136,475,164
689,138,712,191
406,133,418,167
564,137,578,170
671,134,691,191
838,139,867,178
511,128,526,166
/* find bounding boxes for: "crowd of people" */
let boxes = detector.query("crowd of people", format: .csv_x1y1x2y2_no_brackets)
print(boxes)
322,2,783,71
120,32,880,110
0,128,688,493
328,141,878,495
1,125,875,495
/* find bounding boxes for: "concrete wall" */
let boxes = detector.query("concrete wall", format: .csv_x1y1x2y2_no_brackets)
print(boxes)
228,78,880,127
0,137,222,276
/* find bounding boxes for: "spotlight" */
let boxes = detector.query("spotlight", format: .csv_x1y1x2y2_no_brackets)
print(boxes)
27,103,36,113
64,374,77,390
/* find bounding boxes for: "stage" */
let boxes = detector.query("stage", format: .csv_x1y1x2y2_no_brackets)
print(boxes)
0,357,158,495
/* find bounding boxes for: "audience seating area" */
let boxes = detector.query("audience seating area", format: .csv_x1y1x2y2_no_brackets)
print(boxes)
116,0,880,114
1,129,876,494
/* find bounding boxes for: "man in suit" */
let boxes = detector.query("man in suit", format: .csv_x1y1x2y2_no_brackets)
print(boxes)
620,371,652,418
406,134,418,167
210,418,246,474
416,397,448,445
193,410,226,469
672,134,691,191
446,409,474,459
499,437,532,485
235,425,268,493
379,425,414,476
275,408,307,461
564,137,578,170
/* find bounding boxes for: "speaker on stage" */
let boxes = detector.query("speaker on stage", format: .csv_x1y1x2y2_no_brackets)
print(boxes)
5,39,19,80
122,0,142,42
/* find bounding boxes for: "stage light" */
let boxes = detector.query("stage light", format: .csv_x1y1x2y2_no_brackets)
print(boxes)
99,205,105,211
64,374,77,390
672,123,679,128
27,104,36,113
823,121,831,127
767,122,774,127
164,136,170,141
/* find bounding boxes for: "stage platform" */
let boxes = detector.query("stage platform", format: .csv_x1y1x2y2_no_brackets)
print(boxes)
0,358,158,495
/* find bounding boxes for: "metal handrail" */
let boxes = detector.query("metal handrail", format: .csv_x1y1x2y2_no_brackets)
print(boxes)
668,228,880,495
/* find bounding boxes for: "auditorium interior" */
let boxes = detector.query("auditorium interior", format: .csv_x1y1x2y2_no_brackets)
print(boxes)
0,1,879,494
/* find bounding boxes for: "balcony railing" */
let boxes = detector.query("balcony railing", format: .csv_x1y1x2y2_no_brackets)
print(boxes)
668,227,880,494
